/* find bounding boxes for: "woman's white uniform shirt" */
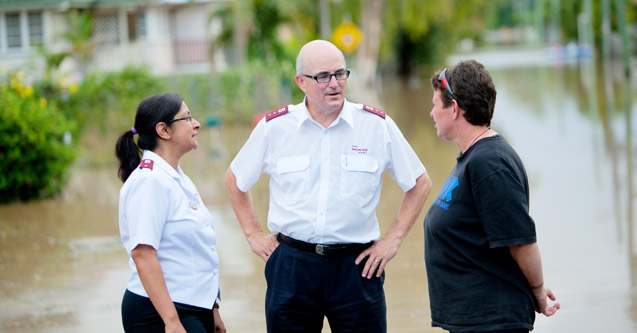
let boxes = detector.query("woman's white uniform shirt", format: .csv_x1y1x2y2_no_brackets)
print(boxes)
119,150,219,309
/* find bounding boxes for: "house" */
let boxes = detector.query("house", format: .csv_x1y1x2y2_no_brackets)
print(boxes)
0,0,227,79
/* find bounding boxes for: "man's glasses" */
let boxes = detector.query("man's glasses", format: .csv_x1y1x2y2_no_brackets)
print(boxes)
167,116,192,124
438,68,461,108
302,69,350,83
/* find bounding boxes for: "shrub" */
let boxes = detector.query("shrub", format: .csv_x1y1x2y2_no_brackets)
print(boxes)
63,65,166,134
0,71,78,202
166,59,300,125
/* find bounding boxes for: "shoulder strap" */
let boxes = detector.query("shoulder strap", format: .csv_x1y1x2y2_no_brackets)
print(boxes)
265,105,289,121
362,104,386,119
139,159,154,170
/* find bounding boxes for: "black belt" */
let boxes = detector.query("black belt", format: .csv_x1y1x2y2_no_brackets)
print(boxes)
278,233,373,257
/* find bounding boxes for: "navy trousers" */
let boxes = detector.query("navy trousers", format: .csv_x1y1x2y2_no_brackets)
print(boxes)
451,330,529,333
265,236,386,332
121,289,215,333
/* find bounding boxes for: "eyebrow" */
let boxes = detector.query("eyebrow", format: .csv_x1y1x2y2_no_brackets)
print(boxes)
314,68,346,74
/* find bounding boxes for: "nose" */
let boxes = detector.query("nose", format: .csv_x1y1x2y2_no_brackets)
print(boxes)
429,108,434,118
192,117,201,130
327,75,339,87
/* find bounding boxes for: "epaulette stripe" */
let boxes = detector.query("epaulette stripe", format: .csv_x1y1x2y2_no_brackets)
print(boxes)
139,159,154,170
265,105,289,121
362,104,386,119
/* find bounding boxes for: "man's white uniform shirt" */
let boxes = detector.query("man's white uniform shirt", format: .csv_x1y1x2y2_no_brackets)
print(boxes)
119,150,220,309
231,99,425,244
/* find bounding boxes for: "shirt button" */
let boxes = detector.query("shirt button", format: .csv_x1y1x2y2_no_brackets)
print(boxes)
213,269,219,274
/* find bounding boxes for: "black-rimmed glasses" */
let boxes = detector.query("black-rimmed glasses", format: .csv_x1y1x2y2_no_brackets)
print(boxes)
167,116,192,124
302,69,350,83
438,68,461,108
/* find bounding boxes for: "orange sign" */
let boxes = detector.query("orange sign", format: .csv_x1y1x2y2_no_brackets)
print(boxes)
332,21,363,54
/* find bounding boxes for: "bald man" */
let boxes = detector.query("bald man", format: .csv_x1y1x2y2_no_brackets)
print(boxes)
225,40,431,332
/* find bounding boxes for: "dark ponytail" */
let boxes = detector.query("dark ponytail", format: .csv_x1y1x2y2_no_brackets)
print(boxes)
115,93,184,183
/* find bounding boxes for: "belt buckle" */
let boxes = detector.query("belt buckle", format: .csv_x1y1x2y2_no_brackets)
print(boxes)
315,244,325,256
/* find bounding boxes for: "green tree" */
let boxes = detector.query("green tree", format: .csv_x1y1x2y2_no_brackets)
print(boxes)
210,0,306,65
63,10,95,76
379,0,493,76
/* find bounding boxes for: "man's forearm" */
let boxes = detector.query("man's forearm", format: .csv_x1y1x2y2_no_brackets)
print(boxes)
385,172,432,241
224,167,262,237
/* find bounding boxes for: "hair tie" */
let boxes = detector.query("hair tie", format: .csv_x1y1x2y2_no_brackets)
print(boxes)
131,127,137,134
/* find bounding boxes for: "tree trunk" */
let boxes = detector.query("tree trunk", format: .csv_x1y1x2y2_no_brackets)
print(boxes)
233,0,250,67
351,0,384,107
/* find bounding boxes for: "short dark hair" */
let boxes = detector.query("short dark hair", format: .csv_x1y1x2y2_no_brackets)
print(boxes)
431,60,496,126
115,93,184,182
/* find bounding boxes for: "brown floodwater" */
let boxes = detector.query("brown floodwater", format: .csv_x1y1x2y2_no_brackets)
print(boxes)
0,56,635,332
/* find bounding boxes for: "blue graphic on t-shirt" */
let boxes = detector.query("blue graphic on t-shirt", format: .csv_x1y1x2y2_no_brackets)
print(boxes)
434,176,458,210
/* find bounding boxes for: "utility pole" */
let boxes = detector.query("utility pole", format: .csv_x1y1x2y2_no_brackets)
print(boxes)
601,0,611,60
550,0,561,44
614,0,631,77
319,0,331,40
534,0,545,44
582,0,595,50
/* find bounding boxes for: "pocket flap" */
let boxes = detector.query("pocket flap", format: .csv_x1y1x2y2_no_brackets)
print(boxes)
341,155,378,172
277,155,310,174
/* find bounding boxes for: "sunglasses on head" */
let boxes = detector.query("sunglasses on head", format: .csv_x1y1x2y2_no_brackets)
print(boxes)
438,68,462,108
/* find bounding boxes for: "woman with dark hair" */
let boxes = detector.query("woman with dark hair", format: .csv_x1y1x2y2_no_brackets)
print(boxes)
115,93,225,333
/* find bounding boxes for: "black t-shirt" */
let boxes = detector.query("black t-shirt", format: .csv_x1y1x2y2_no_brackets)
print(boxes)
424,135,537,332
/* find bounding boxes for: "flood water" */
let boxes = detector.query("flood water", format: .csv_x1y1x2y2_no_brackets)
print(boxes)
1,54,636,332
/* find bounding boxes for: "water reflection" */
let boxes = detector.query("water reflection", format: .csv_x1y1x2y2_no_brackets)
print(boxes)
0,55,636,332
483,58,637,332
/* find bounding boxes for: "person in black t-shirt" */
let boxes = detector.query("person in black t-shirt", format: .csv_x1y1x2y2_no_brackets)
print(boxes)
423,60,560,333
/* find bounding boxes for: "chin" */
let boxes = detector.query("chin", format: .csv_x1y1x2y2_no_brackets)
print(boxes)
326,99,344,110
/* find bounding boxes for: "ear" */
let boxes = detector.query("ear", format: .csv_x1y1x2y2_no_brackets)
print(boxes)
450,100,461,120
155,121,172,140
295,75,307,94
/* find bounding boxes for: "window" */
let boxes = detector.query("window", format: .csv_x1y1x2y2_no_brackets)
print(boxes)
137,10,146,39
93,13,119,45
6,12,21,49
1,10,44,52
126,11,146,42
28,12,43,46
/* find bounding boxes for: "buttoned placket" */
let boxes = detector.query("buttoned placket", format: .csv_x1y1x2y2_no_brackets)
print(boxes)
174,170,217,254
315,126,331,243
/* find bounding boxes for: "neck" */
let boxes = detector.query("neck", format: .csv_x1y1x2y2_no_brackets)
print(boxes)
459,126,491,153
306,102,342,128
153,145,181,172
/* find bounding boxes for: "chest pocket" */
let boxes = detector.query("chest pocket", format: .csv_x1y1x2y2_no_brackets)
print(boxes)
276,155,310,202
340,155,380,203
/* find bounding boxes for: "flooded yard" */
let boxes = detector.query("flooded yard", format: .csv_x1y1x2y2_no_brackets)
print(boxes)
1,55,636,332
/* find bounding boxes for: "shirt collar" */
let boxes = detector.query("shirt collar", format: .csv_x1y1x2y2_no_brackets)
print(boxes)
141,150,183,180
296,97,354,129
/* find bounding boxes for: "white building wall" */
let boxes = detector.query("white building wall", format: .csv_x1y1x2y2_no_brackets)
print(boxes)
138,6,175,75
0,1,224,78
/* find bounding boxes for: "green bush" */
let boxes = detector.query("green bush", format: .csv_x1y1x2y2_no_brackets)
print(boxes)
63,65,166,134
0,72,78,202
166,59,299,125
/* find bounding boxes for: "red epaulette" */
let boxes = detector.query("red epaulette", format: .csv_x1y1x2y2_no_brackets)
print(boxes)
139,159,154,170
265,105,289,121
362,105,386,119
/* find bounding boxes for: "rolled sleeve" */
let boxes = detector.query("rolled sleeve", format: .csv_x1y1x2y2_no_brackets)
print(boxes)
385,116,426,192
230,120,268,192
125,174,169,251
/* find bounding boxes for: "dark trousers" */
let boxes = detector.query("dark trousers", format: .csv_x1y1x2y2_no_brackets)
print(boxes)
265,236,386,332
121,289,215,333
451,330,529,333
